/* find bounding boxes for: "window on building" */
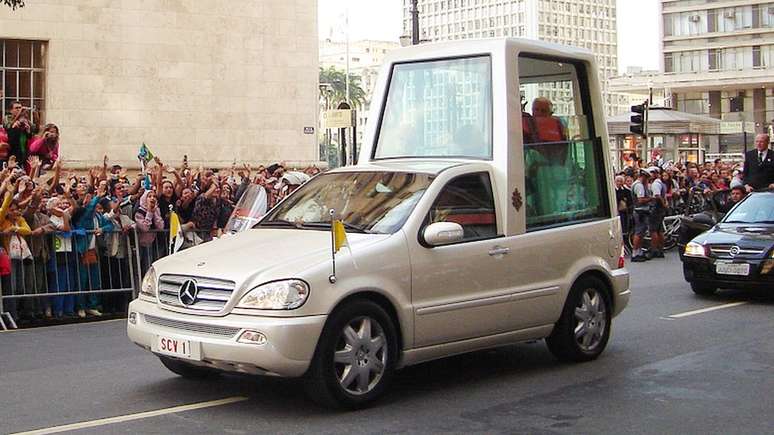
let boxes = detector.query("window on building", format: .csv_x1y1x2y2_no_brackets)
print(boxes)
664,53,674,73
753,45,763,68
663,13,673,36
1,39,47,125
752,4,761,28
708,48,721,70
707,9,718,32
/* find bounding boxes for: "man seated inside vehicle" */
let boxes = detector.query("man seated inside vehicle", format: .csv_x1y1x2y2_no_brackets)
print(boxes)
522,97,568,145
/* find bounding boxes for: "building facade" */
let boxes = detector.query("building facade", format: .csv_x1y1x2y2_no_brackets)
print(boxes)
612,0,774,155
0,0,319,168
401,0,629,116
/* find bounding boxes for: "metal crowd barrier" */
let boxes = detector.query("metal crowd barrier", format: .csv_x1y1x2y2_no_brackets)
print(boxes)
0,227,215,330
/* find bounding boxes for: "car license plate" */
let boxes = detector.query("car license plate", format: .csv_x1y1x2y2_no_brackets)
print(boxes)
715,262,750,276
153,335,201,361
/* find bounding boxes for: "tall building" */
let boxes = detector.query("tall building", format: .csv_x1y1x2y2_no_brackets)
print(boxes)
401,0,628,116
0,0,319,168
612,0,774,154
662,1,774,129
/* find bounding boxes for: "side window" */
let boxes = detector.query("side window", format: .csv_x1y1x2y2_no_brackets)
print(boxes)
425,173,497,242
518,55,610,230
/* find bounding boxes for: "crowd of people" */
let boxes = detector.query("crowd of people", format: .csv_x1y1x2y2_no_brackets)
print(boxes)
0,100,320,324
614,132,774,262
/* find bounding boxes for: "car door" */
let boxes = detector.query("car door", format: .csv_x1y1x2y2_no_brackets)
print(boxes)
409,171,516,347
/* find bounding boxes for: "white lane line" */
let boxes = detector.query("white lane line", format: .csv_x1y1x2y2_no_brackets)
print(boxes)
10,396,248,435
668,302,748,319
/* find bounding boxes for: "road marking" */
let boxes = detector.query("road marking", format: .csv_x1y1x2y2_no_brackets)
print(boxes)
668,302,748,319
10,396,248,435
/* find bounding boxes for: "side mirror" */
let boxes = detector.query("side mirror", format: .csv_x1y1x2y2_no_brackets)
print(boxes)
423,222,464,247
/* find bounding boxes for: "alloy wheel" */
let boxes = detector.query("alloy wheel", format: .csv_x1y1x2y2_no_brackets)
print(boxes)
333,316,387,396
573,288,608,352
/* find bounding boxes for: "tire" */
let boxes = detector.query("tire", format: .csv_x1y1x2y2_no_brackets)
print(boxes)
159,356,218,379
546,276,612,363
304,300,398,409
690,282,717,296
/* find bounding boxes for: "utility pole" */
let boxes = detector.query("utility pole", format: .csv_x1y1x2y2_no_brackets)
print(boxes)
411,0,420,45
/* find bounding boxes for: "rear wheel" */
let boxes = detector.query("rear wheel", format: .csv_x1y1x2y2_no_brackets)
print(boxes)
304,300,398,409
546,277,612,363
159,356,218,379
690,282,717,296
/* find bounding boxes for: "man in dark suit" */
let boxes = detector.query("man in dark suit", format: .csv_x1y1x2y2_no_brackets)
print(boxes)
743,133,774,192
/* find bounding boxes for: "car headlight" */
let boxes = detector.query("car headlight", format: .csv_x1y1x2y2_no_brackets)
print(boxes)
684,242,707,258
236,279,309,310
139,267,157,298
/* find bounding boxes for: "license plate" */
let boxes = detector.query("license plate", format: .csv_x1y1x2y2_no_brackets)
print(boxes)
715,262,750,276
153,335,201,361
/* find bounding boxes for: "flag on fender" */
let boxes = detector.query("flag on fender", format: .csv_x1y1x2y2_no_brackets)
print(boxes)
332,220,349,254
169,210,184,254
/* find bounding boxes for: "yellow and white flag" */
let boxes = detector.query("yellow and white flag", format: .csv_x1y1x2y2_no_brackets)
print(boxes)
169,210,184,254
332,219,349,254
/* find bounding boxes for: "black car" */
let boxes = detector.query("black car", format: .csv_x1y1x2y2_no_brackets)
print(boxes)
681,191,774,295
677,188,733,259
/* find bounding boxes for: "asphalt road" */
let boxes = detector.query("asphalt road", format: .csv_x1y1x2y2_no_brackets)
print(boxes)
2,252,773,435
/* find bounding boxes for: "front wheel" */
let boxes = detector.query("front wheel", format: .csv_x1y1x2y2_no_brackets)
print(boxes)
546,277,612,363
304,300,398,409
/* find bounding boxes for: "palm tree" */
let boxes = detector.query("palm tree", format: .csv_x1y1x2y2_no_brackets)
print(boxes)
2,0,25,9
319,66,367,109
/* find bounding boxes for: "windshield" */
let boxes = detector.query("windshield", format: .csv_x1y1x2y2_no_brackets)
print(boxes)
375,56,492,160
257,172,434,234
723,194,774,224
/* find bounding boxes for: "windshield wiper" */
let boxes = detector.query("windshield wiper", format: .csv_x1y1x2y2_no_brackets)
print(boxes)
302,221,370,234
258,219,306,229
724,220,753,224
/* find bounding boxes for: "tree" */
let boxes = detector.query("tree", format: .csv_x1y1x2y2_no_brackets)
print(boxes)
319,66,367,109
2,0,25,9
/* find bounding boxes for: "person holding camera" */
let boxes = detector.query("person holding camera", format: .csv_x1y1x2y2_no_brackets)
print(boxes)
27,123,60,170
2,101,36,164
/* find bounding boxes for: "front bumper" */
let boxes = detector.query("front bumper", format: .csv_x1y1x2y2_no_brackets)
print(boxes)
610,267,631,317
127,299,327,378
683,257,774,291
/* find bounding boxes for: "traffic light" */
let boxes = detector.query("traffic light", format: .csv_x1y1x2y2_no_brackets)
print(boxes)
630,101,649,138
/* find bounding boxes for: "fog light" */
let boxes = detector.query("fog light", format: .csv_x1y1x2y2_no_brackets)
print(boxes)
128,312,137,325
238,330,267,345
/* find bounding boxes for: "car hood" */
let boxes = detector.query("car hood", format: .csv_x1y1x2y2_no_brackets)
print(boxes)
153,228,390,285
694,223,774,249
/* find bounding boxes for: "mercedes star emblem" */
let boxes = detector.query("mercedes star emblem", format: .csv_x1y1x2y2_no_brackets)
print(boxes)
178,279,199,306
729,246,740,257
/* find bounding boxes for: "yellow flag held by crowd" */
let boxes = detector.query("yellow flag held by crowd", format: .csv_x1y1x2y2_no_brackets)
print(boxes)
169,210,184,254
332,220,349,254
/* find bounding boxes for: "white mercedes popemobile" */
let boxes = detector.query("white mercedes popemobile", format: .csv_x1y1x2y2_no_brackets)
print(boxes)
128,37,630,408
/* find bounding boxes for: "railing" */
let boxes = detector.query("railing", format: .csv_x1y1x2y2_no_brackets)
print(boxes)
0,227,214,330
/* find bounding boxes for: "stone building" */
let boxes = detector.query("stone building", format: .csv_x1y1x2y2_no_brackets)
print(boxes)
0,0,319,168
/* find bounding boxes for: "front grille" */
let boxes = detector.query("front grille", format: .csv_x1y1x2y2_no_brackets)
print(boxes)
158,274,236,312
144,314,241,338
708,245,766,259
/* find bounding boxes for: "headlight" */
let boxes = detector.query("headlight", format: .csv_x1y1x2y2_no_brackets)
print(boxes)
236,279,309,310
139,267,157,298
684,242,707,258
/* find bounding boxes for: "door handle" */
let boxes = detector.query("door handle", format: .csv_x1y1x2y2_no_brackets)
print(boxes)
488,246,510,256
